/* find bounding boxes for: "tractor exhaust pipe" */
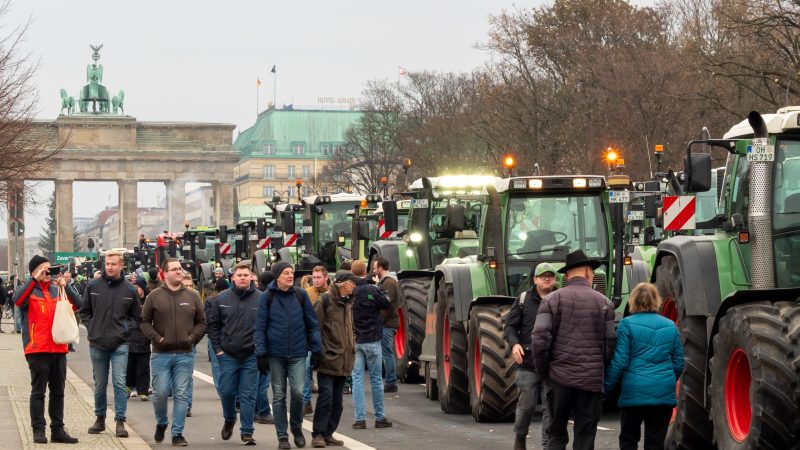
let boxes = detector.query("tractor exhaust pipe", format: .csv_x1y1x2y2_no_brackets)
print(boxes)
747,111,775,289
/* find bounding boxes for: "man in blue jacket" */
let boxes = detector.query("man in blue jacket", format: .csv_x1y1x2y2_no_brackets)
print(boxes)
255,261,321,450
207,262,263,446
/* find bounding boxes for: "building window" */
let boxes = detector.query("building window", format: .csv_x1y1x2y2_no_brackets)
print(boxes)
263,165,275,179
287,165,296,179
302,165,310,179
334,144,346,155
288,186,297,198
251,143,264,155
321,144,330,155
292,143,305,155
263,185,274,197
264,143,276,155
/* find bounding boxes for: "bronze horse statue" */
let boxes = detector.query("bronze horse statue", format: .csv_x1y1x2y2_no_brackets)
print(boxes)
59,89,75,115
112,90,125,114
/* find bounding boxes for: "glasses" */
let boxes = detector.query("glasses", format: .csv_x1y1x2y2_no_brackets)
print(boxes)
536,274,556,280
167,267,183,272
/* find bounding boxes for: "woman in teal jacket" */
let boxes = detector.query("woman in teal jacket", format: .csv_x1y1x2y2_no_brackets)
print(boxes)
605,283,685,450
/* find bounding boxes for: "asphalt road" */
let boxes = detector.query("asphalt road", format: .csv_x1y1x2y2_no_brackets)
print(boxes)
67,328,628,450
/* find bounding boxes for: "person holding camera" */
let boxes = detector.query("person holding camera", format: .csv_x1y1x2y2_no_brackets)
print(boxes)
13,255,82,444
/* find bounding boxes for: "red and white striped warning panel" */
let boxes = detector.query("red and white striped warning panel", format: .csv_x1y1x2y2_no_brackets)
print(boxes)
377,219,396,239
284,233,298,246
258,237,271,249
219,243,232,255
664,195,696,230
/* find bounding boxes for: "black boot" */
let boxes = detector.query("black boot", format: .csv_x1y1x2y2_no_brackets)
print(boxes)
87,416,105,434
32,429,47,444
51,427,79,444
514,434,526,450
115,420,128,438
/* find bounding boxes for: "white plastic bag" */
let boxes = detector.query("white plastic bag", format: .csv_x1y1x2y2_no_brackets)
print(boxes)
52,286,80,345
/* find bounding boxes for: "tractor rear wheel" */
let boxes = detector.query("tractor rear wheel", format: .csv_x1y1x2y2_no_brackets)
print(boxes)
467,303,517,422
424,361,438,401
436,282,469,414
709,303,799,450
396,276,430,383
655,256,713,449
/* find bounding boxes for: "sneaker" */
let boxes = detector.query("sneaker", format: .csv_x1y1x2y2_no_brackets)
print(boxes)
324,436,344,446
311,436,326,448
304,401,314,416
241,434,256,446
375,417,393,428
87,416,105,434
343,385,352,395
292,429,306,448
172,434,189,446
384,384,398,393
116,420,129,438
140,394,149,401
255,413,274,424
130,389,138,398
352,420,366,429
32,429,47,444
278,438,291,449
154,424,168,443
221,421,235,440
51,427,79,444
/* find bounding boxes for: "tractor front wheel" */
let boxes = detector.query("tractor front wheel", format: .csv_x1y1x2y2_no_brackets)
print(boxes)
396,276,430,383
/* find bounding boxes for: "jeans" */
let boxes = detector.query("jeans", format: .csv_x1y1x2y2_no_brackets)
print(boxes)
381,328,397,387
256,370,272,416
303,352,312,403
14,304,22,333
89,344,129,421
26,353,67,431
619,405,672,450
546,380,603,450
219,354,258,435
187,345,196,410
151,352,194,438
208,339,222,396
352,340,385,421
514,369,550,448
312,373,345,438
269,356,306,439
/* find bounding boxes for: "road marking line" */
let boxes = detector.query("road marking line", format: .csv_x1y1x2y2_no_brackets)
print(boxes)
193,369,376,450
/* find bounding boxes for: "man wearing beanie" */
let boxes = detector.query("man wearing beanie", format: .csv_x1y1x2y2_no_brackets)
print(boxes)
80,250,141,438
255,261,322,450
13,255,82,444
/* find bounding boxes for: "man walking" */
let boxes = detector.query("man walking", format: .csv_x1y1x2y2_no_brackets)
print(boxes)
140,258,206,446
372,257,400,393
350,260,392,429
533,250,616,450
504,262,558,450
207,262,263,445
80,250,140,438
303,265,330,415
14,255,82,444
255,261,322,450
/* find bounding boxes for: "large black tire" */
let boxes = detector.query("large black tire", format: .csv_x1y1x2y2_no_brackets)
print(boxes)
654,256,714,449
467,303,518,422
436,282,469,413
709,303,800,450
396,276,430,383
424,361,438,401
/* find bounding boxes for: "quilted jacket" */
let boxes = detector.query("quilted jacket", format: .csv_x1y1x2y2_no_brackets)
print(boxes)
604,312,685,407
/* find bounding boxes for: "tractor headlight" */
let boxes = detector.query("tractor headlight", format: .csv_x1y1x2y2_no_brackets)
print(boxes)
409,232,423,243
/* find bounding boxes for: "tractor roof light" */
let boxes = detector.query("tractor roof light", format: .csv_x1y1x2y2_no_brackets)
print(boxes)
623,255,633,265
588,178,604,188
654,144,664,155
366,194,382,203
360,199,368,208
573,178,587,188
380,176,388,185
295,179,303,188
529,179,543,189
605,147,618,163
503,154,516,169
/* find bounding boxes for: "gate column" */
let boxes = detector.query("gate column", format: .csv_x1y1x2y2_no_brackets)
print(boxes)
55,180,74,253
167,180,186,232
213,181,235,227
118,181,138,250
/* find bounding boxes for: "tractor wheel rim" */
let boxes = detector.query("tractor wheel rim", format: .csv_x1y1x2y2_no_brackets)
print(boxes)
661,297,678,324
725,348,751,442
443,312,451,386
395,308,406,359
473,333,481,397
670,380,680,424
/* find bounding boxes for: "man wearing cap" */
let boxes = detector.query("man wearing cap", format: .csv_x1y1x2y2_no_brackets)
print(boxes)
255,261,322,450
533,250,616,450
14,255,82,444
504,262,558,450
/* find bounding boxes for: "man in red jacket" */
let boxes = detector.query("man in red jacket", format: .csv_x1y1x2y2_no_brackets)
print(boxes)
14,255,82,444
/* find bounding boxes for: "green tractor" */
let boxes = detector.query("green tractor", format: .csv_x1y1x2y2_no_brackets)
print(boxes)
416,175,629,422
652,109,800,449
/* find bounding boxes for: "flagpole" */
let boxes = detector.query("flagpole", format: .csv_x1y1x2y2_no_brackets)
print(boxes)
272,64,276,108
256,75,260,117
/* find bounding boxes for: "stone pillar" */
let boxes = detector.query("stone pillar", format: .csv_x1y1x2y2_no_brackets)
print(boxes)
213,181,235,227
118,181,138,249
55,180,74,253
167,180,186,232
6,186,26,281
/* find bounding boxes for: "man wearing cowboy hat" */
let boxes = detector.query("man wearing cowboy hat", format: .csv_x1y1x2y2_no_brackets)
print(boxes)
532,250,616,450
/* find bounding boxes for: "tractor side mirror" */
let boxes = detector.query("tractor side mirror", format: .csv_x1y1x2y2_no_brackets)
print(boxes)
382,201,399,232
198,232,207,250
217,226,228,242
168,240,177,258
685,153,712,193
358,222,371,240
282,211,295,235
445,204,466,233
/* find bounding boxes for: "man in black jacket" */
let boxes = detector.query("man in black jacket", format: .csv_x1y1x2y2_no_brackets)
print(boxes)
80,250,140,438
207,262,263,446
504,262,558,450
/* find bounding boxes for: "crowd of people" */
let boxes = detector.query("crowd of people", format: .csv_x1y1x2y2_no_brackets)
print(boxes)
9,250,398,448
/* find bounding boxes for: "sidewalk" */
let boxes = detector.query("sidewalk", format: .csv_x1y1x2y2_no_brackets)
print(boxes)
0,319,150,449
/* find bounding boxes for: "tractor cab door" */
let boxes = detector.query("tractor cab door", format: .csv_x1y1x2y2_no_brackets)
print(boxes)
773,139,800,287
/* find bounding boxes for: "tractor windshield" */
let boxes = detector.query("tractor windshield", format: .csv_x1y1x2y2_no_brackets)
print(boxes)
317,202,354,250
506,194,609,260
773,139,800,287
